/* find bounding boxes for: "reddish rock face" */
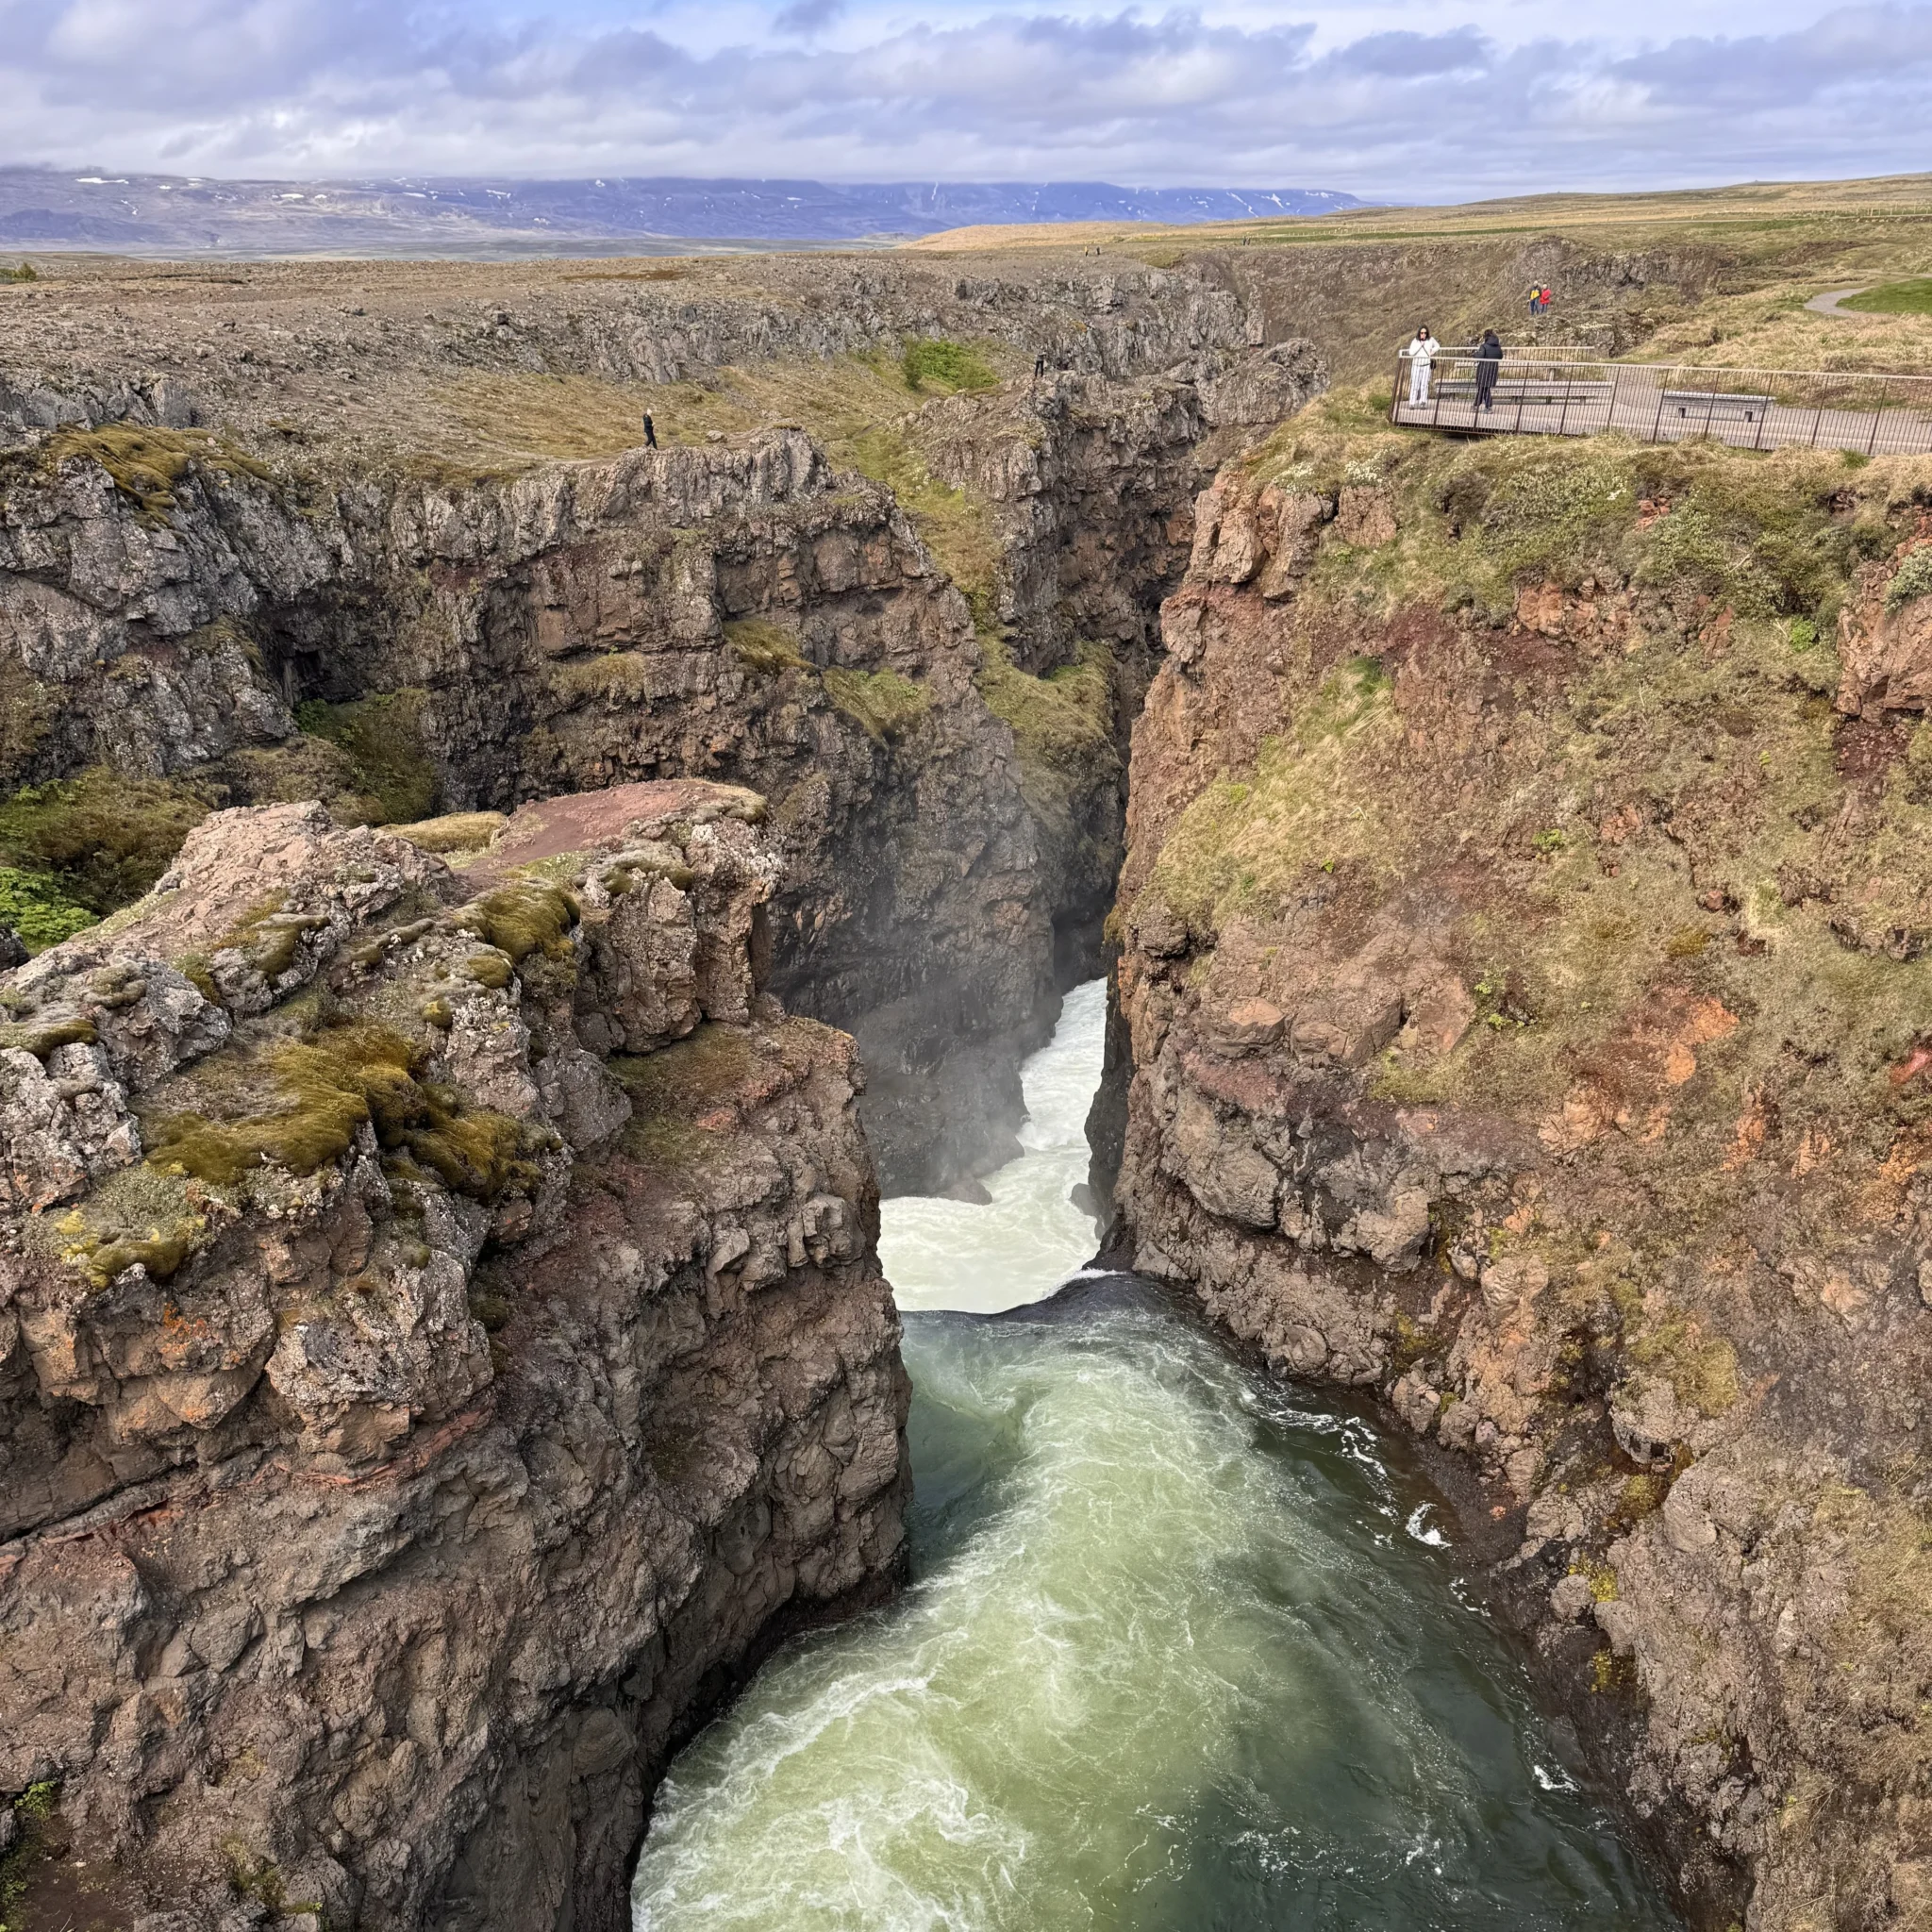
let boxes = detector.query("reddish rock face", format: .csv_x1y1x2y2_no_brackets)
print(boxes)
1838,544,1932,718
1103,435,1932,1931
0,786,909,1932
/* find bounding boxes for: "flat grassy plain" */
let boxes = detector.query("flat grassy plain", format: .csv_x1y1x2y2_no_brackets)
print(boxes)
909,173,1932,382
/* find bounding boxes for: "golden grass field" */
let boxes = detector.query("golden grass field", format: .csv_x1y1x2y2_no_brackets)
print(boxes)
906,173,1932,381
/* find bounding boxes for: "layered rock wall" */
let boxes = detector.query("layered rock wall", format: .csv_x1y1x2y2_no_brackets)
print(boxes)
1107,413,1932,1928
0,254,1324,1191
0,781,908,1932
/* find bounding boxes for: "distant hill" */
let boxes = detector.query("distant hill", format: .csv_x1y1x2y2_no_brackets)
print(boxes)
0,170,1362,258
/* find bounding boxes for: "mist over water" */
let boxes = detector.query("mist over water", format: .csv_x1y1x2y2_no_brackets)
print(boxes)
631,983,1680,1932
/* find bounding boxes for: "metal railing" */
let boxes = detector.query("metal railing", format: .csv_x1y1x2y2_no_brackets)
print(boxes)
1390,352,1932,458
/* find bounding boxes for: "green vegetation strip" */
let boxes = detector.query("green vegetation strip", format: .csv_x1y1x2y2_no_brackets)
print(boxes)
1841,278,1932,316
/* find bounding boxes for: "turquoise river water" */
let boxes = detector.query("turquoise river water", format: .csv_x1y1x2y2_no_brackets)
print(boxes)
630,981,1681,1931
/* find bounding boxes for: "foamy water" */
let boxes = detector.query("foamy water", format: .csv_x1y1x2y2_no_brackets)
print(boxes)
630,984,1679,1931
878,977,1107,1314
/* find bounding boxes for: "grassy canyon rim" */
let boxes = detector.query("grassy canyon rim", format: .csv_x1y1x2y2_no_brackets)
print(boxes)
4,166,1932,1931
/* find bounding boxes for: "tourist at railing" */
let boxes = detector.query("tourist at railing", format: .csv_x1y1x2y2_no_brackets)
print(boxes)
1401,325,1441,406
1474,330,1504,411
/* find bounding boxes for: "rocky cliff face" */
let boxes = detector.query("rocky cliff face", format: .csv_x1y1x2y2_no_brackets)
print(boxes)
0,781,909,1932
0,254,1323,1194
1106,401,1932,1928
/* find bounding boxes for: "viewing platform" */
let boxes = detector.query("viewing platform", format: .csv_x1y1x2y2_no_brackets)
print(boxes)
1391,351,1932,458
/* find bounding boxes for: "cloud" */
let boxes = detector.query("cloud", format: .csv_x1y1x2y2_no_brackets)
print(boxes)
0,0,1928,194
773,0,845,38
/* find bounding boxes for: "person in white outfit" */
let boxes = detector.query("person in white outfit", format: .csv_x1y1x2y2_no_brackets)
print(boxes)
1401,326,1441,407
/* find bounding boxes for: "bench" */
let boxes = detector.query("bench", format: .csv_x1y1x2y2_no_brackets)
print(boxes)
1427,378,1613,406
1659,390,1774,423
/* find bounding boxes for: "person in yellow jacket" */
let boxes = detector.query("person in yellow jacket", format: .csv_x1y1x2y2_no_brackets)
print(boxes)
1400,325,1441,407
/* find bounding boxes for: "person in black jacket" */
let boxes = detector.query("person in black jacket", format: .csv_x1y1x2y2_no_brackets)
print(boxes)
642,412,658,449
1474,330,1504,412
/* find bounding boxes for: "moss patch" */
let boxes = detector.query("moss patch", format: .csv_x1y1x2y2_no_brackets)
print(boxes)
726,617,809,675
610,1024,757,1169
293,690,438,824
821,667,930,742
391,810,507,856
0,1780,60,1932
1147,650,1401,933
145,1021,524,1201
0,766,212,924
42,424,271,518
550,653,655,706
901,337,1000,394
1886,547,1932,612
0,1011,97,1058
41,1166,206,1289
452,881,580,962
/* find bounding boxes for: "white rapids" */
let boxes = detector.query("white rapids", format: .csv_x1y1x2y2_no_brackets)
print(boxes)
629,980,1681,1932
878,977,1108,1314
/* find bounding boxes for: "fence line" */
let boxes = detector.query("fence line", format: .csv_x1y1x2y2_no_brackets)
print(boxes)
1390,353,1932,458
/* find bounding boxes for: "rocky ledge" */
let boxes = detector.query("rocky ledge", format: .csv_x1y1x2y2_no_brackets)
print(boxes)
0,780,909,1931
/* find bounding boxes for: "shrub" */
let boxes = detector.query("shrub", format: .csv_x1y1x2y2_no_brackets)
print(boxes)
0,865,97,952
1886,547,1932,612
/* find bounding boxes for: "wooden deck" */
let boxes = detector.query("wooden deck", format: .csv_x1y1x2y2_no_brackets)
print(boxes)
1391,358,1932,458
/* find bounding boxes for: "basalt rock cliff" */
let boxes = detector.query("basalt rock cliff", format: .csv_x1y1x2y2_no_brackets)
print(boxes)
1103,399,1932,1928
0,781,908,1932
0,251,1323,1194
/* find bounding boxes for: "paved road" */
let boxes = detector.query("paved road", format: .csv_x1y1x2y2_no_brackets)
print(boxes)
1807,288,1872,316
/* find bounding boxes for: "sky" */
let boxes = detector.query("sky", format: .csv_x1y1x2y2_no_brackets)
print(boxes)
1,0,1929,201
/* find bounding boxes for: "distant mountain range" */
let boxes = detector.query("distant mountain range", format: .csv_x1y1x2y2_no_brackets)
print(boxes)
0,169,1362,257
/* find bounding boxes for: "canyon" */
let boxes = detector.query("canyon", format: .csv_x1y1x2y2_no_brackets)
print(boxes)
2,215,1930,1931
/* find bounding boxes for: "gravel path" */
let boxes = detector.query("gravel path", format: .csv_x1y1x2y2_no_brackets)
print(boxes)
1807,287,1871,316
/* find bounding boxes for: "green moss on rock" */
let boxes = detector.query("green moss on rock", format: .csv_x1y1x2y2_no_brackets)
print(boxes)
726,617,809,675
822,667,930,743
0,766,212,921
293,689,438,824
453,881,580,962
42,424,270,518
145,1020,526,1202
900,337,1000,394
0,1011,97,1058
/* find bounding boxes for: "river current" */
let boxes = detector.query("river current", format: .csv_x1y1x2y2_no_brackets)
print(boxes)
630,981,1680,1931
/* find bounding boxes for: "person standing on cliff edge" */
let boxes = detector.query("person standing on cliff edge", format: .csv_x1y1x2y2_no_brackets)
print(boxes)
642,411,658,449
1401,325,1441,407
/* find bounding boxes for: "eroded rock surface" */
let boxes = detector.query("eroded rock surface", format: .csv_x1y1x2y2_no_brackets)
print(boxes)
0,783,909,1932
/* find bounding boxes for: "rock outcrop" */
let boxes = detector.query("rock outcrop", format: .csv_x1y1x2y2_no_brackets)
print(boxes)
1106,409,1932,1927
0,782,909,1932
0,255,1323,1194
